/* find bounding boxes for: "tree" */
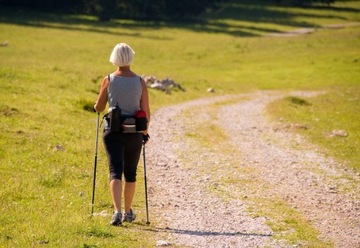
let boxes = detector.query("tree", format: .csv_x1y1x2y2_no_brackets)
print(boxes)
0,0,237,21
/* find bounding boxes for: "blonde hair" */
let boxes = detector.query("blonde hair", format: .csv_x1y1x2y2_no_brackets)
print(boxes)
109,43,135,67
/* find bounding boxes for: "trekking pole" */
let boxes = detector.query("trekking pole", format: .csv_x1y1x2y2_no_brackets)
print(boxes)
91,112,100,216
142,141,150,225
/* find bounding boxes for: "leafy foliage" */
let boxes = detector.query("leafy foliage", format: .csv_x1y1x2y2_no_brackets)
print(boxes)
1,0,337,21
1,0,221,21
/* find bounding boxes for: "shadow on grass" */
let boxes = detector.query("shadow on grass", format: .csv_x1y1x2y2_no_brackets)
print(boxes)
0,0,359,38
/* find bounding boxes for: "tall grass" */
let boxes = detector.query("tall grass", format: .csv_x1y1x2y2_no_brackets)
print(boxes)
0,1,359,246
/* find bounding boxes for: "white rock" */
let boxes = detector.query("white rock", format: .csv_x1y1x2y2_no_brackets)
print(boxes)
331,129,348,137
156,240,171,246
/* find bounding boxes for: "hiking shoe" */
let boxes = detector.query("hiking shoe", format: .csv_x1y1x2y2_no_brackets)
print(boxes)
123,209,136,223
110,212,122,226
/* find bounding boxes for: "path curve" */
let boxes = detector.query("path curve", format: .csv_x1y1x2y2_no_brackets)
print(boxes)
145,91,360,247
266,22,360,37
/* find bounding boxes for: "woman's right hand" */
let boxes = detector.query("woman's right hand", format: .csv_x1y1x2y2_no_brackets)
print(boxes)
143,134,150,144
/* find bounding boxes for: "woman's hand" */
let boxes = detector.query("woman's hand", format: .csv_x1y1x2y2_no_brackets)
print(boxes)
143,134,150,144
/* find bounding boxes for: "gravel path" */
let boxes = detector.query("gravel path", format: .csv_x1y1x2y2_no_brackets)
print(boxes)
266,22,360,37
145,91,360,247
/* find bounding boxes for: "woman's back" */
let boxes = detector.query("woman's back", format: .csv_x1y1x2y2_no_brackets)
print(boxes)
107,74,142,115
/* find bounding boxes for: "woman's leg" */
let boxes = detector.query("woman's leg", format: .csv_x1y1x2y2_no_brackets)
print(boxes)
124,182,136,213
109,178,123,225
123,134,142,214
103,131,125,214
110,179,122,212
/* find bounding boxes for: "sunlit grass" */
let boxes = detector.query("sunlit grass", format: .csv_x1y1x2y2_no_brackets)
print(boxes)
0,1,359,246
267,87,360,172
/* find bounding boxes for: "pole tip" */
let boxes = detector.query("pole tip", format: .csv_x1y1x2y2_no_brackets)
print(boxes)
146,221,150,225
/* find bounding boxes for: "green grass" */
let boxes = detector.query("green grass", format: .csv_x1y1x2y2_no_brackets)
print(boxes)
267,88,360,172
0,0,360,246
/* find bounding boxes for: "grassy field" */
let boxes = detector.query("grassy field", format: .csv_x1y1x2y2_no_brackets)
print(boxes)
0,0,359,247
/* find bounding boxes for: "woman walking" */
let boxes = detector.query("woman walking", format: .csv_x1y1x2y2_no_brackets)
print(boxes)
94,43,150,225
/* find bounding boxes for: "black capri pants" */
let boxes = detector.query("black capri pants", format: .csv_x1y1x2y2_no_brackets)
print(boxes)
103,131,143,182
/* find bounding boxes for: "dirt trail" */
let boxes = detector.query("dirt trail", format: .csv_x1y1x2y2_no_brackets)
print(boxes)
145,91,360,247
266,22,360,37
